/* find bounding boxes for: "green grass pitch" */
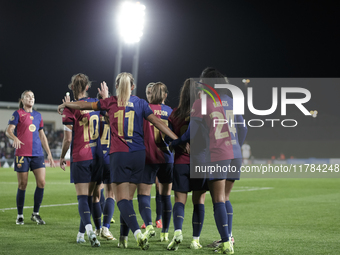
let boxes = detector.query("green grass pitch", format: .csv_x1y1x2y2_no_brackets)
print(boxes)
0,166,339,254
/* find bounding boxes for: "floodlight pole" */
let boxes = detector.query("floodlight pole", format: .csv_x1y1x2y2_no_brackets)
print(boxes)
132,43,140,96
114,39,123,95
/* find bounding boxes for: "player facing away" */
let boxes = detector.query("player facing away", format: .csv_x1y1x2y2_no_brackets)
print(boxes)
141,82,163,230
95,92,116,241
139,82,173,242
167,79,207,250
200,68,248,249
6,90,56,225
57,72,178,250
171,79,235,254
59,73,102,247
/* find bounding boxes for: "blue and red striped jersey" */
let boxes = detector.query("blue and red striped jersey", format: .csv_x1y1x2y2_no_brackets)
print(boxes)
62,97,103,162
94,95,153,153
8,108,44,157
144,104,173,164
220,94,247,159
191,97,234,162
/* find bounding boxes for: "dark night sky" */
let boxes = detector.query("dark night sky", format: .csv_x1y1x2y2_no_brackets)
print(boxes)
0,0,339,109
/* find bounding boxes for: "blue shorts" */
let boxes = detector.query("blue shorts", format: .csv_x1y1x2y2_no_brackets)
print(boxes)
92,155,104,184
191,178,209,191
110,150,145,184
14,156,45,172
226,158,242,180
206,160,231,181
70,160,93,184
103,163,112,184
173,164,208,192
173,164,190,193
142,163,173,184
70,159,102,184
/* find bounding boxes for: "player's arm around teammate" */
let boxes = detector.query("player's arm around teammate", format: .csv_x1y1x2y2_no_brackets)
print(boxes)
58,73,178,250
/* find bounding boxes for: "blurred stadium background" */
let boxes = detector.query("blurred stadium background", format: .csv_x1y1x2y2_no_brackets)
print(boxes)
1,99,339,168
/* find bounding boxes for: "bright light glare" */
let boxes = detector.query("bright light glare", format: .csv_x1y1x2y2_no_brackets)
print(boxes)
117,2,145,43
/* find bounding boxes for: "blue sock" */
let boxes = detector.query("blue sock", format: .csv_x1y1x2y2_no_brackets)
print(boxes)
77,195,91,226
155,190,162,221
213,202,229,242
88,195,93,215
161,195,172,233
100,188,105,211
92,202,102,230
33,187,44,213
16,188,26,215
78,195,91,233
103,198,115,228
225,200,233,237
138,195,152,226
79,218,85,233
120,213,130,236
117,199,139,233
192,204,205,237
173,202,185,231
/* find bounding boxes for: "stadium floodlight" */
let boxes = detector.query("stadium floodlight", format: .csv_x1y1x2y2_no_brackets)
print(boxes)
114,1,145,95
117,1,145,44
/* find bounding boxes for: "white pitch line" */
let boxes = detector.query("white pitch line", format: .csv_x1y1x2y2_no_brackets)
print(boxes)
0,187,273,211
1,202,78,211
232,187,273,192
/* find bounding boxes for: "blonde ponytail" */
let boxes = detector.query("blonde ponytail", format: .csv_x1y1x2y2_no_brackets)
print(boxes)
116,72,134,107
